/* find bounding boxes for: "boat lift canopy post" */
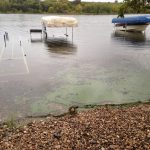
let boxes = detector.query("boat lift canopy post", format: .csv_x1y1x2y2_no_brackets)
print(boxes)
42,24,47,40
64,27,74,42
65,27,68,39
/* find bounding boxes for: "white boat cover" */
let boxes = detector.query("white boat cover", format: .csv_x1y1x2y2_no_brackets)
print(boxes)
41,16,78,27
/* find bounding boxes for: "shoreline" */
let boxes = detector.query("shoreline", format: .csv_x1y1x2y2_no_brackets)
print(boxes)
0,101,150,149
0,100,150,126
0,100,149,125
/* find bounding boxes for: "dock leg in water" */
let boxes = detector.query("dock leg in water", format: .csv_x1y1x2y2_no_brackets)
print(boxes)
4,34,6,47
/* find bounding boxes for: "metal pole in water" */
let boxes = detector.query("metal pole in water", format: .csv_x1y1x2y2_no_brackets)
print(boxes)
41,31,42,40
11,40,14,59
72,27,74,43
114,23,116,33
66,27,68,40
5,32,9,41
43,25,47,40
4,34,6,47
20,40,22,46
125,24,127,33
30,32,32,40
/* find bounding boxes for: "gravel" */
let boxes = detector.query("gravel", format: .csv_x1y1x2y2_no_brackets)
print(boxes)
0,103,150,150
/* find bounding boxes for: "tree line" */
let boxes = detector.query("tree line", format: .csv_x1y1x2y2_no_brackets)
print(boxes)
0,0,122,14
0,0,150,14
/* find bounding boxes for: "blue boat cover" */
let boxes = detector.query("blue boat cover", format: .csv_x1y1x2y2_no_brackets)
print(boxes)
112,15,150,24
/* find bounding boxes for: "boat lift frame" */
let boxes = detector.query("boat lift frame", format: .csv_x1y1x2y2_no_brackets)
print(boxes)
42,24,74,43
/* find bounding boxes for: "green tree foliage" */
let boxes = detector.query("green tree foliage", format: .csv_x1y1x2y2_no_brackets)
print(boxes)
75,4,82,14
0,0,149,14
81,2,121,14
118,0,150,17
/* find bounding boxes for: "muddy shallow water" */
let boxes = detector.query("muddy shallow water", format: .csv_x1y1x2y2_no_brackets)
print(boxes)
0,14,150,120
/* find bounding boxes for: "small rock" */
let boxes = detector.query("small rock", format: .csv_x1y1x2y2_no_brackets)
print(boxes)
89,139,97,144
43,131,48,135
53,131,61,139
41,121,45,125
109,145,118,149
147,133,150,138
55,145,61,149
23,130,27,134
3,125,7,128
67,140,70,143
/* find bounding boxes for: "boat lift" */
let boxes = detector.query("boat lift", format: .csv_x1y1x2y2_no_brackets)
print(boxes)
41,16,78,42
112,15,150,32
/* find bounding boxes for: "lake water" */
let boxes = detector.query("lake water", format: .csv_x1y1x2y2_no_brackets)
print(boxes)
0,14,150,120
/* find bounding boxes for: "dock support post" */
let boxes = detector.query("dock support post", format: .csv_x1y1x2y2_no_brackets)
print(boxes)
30,32,32,40
72,27,74,43
125,24,127,33
4,34,6,47
43,25,47,40
114,23,116,32
65,27,69,40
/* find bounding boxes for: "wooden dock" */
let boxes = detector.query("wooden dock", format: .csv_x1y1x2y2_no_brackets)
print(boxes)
30,29,43,41
30,29,42,34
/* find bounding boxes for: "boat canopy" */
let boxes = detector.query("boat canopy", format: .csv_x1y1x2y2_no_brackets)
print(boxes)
41,16,78,27
112,15,150,24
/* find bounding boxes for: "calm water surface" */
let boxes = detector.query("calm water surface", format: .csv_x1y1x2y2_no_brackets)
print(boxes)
0,14,150,120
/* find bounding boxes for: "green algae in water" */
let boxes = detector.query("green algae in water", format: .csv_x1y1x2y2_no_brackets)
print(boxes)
31,66,150,114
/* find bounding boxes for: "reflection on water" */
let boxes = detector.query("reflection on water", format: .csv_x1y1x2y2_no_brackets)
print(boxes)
31,39,43,43
45,38,77,55
112,30,146,43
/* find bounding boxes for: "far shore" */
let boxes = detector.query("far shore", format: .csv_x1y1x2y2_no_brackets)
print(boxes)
0,12,150,15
